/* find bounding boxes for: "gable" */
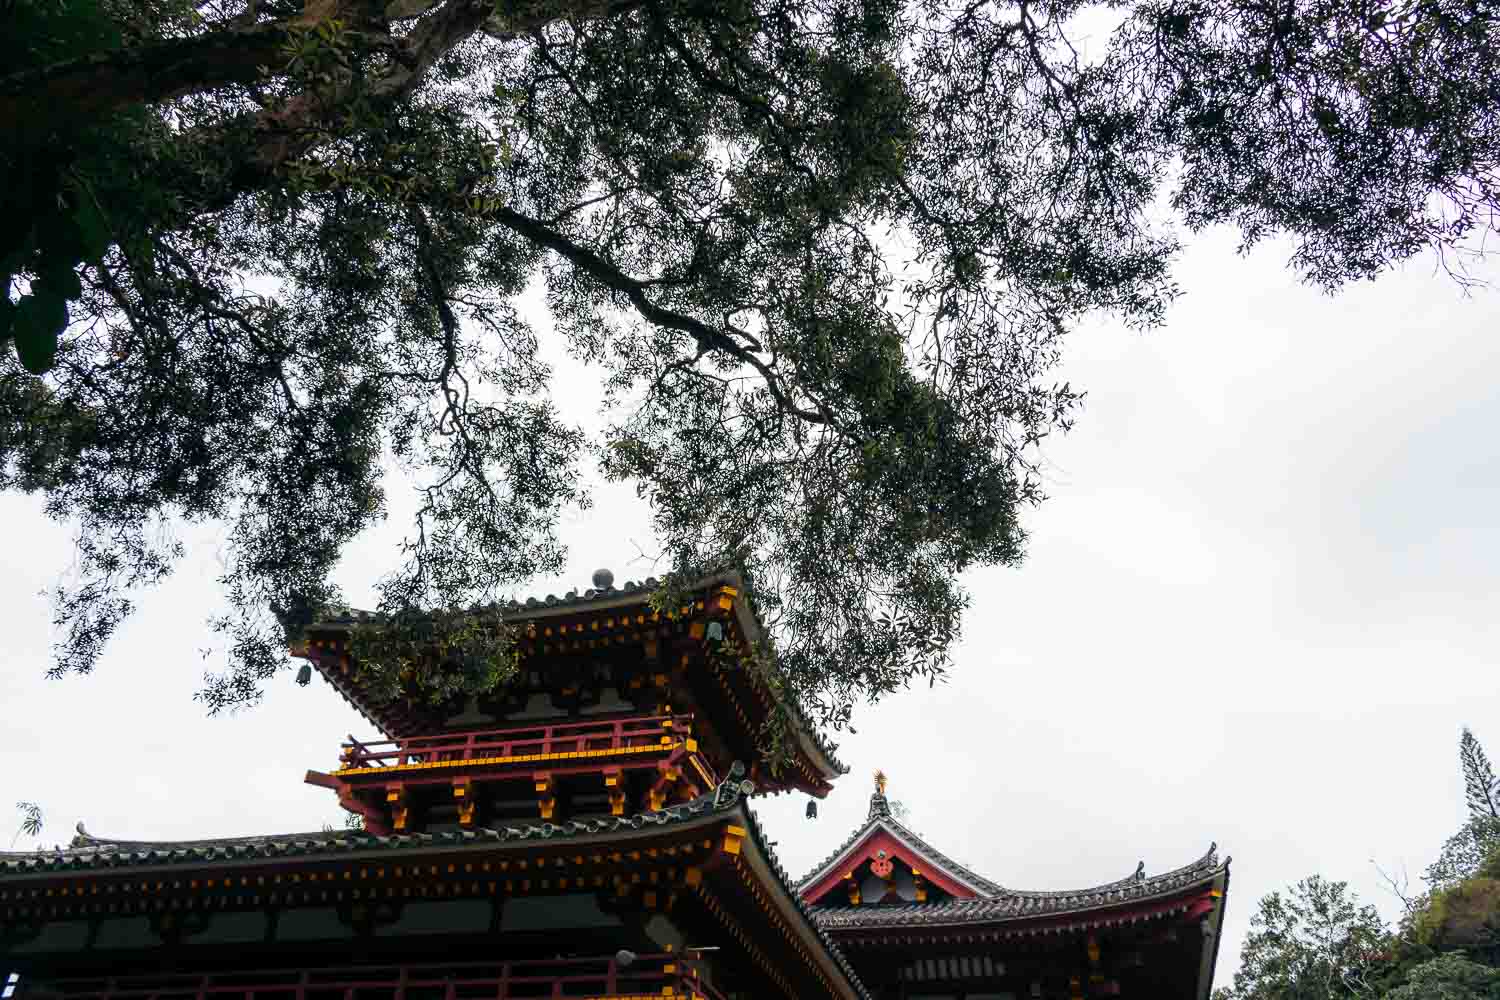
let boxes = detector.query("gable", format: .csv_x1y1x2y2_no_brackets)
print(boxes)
800,822,988,906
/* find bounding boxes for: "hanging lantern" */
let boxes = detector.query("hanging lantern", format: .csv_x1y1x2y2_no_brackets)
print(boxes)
295,663,313,687
805,799,818,819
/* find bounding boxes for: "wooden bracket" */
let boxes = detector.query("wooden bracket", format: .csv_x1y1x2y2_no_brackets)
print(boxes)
386,785,409,832
604,769,625,817
534,772,556,821
453,778,475,827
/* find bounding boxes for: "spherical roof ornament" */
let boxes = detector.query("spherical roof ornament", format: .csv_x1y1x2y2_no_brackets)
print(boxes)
592,567,615,590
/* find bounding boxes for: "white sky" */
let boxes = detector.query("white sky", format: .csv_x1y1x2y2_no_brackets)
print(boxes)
2,225,1497,986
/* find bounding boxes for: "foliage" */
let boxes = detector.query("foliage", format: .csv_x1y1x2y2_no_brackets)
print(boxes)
4,0,1500,729
1429,818,1500,894
1213,876,1389,1000
1218,731,1500,1000
1430,729,1500,892
11,801,43,848
1413,876,1500,959
323,811,366,832
1384,954,1500,1000
1464,729,1500,821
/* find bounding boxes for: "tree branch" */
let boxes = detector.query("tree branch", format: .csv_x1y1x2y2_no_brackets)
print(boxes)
485,202,833,426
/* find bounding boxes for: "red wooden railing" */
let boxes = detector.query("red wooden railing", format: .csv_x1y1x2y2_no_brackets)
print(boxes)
339,715,696,770
18,955,727,1000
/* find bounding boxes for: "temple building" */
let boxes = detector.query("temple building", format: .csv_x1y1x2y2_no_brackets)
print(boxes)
1,572,1230,999
798,773,1230,999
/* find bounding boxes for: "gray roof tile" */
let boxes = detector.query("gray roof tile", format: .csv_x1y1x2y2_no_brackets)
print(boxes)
0,771,872,1000
809,844,1228,930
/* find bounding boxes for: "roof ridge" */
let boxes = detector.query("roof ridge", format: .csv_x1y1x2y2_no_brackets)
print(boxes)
0,774,761,876
807,849,1230,929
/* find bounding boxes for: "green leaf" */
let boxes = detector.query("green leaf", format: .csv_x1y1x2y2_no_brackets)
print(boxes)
38,265,83,301
12,290,67,374
71,195,111,262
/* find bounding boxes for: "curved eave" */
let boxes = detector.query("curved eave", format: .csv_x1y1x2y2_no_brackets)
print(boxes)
811,858,1230,939
728,595,846,787
1197,864,1232,1000
294,573,846,789
1,786,873,1000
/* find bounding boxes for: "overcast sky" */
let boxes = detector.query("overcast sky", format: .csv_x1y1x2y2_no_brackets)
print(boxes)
2,225,1497,986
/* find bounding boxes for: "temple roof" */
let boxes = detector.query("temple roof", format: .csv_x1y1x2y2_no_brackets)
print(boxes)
798,783,1006,899
0,774,871,1000
808,844,1227,930
799,776,1228,934
300,571,846,785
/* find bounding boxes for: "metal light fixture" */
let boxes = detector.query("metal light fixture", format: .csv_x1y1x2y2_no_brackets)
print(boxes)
805,799,818,820
295,663,312,687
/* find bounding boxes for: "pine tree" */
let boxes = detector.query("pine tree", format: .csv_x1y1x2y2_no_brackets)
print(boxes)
1460,729,1500,821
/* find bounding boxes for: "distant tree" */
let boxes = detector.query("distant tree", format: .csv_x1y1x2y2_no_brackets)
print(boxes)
1383,954,1500,1000
1213,876,1389,1000
10,802,42,849
5,0,1500,731
1429,730,1500,892
1428,819,1500,894
1462,730,1500,821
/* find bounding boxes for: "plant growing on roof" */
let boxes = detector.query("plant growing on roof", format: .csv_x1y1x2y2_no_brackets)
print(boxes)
11,802,42,849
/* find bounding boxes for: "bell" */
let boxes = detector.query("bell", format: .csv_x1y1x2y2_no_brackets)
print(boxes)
705,621,724,643
805,799,818,820
295,663,313,687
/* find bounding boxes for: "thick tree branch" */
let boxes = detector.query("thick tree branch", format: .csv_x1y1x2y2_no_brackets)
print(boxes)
1,14,345,137
485,203,834,427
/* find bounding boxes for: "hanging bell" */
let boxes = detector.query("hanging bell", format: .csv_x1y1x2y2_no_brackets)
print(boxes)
705,620,724,643
295,663,313,687
805,798,818,820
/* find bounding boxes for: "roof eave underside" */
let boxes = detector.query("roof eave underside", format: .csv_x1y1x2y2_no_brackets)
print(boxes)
300,572,846,779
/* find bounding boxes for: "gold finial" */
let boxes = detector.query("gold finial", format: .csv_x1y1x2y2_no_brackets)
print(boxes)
874,769,887,796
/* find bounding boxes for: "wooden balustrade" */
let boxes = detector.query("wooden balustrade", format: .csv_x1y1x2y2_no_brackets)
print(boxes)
338,715,697,771
17,955,728,1000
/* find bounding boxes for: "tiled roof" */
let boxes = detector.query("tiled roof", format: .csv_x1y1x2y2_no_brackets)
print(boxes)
314,576,671,626
799,788,1226,932
798,792,1006,898
0,771,872,1000
809,844,1228,930
0,796,732,877
305,571,847,777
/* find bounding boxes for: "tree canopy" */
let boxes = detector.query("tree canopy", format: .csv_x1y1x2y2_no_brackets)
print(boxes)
1216,728,1500,1000
3,0,1499,723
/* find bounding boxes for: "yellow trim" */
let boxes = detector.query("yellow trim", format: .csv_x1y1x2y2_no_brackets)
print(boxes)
336,742,681,776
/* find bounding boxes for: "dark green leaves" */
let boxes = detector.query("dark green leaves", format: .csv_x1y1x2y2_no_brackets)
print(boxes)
4,0,1499,726
1,180,115,373
11,286,68,375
